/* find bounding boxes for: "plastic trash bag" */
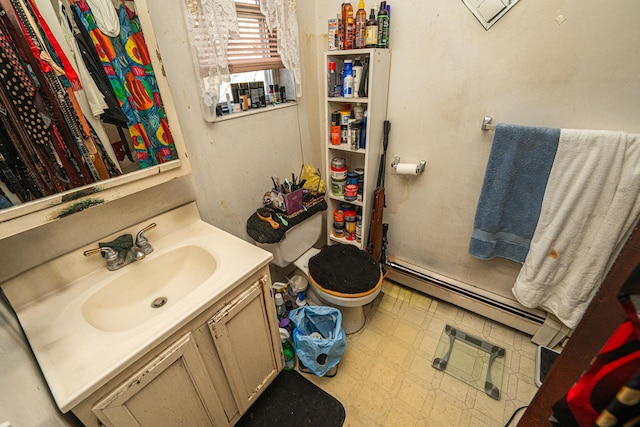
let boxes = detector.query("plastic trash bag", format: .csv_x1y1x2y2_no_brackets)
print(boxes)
301,163,326,194
288,306,346,376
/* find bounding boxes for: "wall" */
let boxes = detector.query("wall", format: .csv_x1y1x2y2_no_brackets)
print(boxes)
146,1,324,240
302,0,640,306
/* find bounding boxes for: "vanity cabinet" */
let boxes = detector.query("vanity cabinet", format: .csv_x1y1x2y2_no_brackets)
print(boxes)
324,49,391,249
71,268,283,427
91,333,228,426
209,280,281,414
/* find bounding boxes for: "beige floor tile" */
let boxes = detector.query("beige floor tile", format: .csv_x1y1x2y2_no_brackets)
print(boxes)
380,336,413,367
347,382,393,421
366,358,404,394
366,309,397,333
424,394,466,426
473,391,508,424
309,281,540,426
396,377,430,414
392,320,422,346
383,406,420,427
409,291,433,310
437,373,472,404
460,311,487,334
408,353,439,386
402,305,429,326
489,323,517,348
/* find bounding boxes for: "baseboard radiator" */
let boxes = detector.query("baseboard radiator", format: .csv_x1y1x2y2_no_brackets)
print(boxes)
385,257,546,336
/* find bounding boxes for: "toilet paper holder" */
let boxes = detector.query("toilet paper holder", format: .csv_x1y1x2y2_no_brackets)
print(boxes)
390,157,426,175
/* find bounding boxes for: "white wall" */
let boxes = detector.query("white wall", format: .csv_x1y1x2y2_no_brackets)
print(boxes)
302,0,640,302
146,1,324,240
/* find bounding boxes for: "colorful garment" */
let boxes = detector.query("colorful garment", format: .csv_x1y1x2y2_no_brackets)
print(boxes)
551,266,640,426
73,0,176,168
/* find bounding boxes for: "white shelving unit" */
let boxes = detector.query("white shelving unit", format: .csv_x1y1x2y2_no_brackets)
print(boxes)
324,48,391,249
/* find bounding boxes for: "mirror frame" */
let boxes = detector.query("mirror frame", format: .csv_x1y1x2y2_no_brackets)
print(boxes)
0,0,191,240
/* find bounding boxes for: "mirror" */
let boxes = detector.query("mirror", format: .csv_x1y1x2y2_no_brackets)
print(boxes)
0,0,189,234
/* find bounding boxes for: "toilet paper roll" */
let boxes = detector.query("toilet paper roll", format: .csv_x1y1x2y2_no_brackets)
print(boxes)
394,163,421,175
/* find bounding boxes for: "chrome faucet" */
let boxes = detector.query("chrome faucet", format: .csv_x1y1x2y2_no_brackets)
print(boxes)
83,223,156,271
135,223,156,255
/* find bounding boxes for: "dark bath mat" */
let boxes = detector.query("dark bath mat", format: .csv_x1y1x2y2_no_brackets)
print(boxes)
236,369,345,427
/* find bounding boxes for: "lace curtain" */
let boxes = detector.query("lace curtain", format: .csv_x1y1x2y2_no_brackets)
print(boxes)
260,0,302,98
183,0,238,113
182,0,301,120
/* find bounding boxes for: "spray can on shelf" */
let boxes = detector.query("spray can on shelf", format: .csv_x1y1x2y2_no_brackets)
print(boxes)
327,62,338,97
376,1,389,48
331,111,341,145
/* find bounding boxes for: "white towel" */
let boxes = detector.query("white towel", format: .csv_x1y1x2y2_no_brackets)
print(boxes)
512,129,640,329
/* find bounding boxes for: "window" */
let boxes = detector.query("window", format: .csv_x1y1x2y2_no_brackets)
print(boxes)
229,1,283,73
183,0,299,120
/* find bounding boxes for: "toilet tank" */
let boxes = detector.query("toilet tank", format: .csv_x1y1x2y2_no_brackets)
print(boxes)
256,211,323,268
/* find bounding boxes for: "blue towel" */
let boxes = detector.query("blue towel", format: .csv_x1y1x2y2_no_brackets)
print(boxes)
469,124,561,262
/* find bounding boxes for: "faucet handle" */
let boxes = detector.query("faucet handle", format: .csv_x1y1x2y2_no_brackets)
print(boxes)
136,223,157,255
83,246,118,261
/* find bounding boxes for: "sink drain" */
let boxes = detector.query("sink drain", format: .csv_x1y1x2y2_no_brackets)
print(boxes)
151,297,168,308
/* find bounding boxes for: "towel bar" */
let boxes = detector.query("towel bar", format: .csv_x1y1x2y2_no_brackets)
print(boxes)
482,116,496,131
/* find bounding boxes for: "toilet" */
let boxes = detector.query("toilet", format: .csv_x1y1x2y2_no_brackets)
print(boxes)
256,211,382,334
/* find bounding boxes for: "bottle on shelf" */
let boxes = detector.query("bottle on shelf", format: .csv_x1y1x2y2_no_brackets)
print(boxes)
327,61,338,97
354,0,367,49
376,1,389,48
341,1,354,50
342,59,354,98
352,59,363,97
385,3,391,48
365,8,378,48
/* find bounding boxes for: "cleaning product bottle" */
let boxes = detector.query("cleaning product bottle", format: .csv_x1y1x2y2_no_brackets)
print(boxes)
376,1,389,48
279,328,295,370
342,59,354,98
365,8,378,48
352,59,363,97
354,0,367,49
275,293,285,319
341,0,354,50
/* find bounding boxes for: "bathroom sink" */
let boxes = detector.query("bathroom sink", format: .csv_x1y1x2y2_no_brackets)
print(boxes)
81,245,216,332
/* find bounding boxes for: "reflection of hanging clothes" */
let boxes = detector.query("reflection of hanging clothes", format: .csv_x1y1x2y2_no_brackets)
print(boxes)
0,0,122,205
73,0,177,168
67,2,128,127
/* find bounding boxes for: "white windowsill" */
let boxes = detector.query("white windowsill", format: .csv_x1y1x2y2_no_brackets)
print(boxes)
214,101,298,122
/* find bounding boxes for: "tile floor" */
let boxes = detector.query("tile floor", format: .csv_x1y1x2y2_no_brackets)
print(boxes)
302,279,539,427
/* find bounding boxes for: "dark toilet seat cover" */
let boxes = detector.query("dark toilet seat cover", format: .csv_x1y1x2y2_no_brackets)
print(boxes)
308,245,382,296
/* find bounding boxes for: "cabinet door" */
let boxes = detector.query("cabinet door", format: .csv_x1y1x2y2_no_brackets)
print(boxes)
208,275,281,413
92,333,229,427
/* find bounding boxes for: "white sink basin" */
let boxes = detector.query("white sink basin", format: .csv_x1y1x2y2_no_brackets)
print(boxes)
81,245,216,332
